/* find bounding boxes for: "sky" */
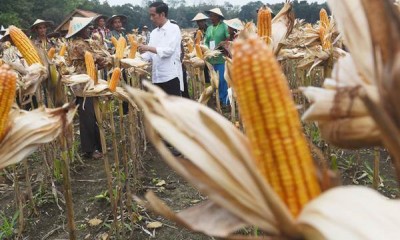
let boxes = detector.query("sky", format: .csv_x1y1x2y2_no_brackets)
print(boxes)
108,0,326,7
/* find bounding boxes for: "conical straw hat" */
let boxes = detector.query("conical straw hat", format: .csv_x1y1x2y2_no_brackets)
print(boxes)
30,19,54,30
65,17,94,39
223,18,244,31
191,13,209,21
205,8,224,18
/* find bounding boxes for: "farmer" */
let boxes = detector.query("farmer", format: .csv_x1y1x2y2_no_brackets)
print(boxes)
30,19,54,51
191,12,211,85
66,17,110,159
92,15,110,47
139,2,182,97
106,14,127,45
204,8,230,107
219,18,244,58
191,12,209,40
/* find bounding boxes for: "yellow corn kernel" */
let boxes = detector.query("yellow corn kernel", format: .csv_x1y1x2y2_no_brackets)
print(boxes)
115,36,126,60
257,6,272,45
111,36,118,48
47,47,56,59
108,67,121,92
0,64,17,142
59,43,67,57
195,44,203,59
127,35,138,59
319,26,331,50
319,8,330,29
187,42,194,53
195,30,203,45
127,34,136,43
9,26,42,66
84,51,97,84
232,34,321,217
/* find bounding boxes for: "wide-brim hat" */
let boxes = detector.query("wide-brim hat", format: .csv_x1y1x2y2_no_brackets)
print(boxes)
30,19,54,30
93,15,108,25
191,13,209,21
106,15,127,27
205,8,224,19
65,17,94,39
223,18,244,31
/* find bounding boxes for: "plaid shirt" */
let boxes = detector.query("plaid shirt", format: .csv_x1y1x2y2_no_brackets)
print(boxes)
92,27,110,44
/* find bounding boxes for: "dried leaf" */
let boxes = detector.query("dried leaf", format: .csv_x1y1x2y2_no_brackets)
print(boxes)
88,218,102,227
155,180,166,186
0,103,77,169
146,221,163,229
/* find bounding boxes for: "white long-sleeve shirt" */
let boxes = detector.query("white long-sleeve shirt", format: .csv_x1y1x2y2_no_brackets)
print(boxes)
141,20,183,90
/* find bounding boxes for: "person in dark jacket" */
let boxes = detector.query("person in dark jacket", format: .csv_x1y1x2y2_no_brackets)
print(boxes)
66,17,109,159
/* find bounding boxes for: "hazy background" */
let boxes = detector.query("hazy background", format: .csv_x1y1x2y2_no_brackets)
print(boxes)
109,0,326,6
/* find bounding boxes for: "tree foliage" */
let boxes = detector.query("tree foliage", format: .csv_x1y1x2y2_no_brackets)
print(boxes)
0,0,329,32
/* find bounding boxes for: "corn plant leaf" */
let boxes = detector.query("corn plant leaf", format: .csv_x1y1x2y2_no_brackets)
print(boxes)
144,191,248,237
126,82,302,237
0,104,77,169
271,2,295,54
327,0,375,84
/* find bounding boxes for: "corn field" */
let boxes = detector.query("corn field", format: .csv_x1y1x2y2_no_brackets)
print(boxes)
1,0,400,239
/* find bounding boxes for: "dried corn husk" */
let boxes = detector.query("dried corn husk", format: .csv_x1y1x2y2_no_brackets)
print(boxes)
0,103,77,168
126,82,400,239
19,63,48,95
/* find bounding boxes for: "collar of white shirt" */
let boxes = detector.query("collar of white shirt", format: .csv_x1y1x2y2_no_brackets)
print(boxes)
157,20,171,31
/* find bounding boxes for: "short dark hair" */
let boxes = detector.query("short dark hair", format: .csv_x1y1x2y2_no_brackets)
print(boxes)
149,2,169,17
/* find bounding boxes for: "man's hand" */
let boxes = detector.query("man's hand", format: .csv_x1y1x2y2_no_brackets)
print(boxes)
138,45,156,54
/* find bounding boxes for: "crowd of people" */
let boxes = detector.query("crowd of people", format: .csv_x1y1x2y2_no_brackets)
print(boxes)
0,1,245,159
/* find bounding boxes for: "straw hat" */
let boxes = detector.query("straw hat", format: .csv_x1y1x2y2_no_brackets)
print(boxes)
191,13,209,21
223,18,244,31
93,15,108,25
205,8,224,18
30,19,54,30
65,17,94,39
106,15,127,27
0,26,6,34
0,29,9,40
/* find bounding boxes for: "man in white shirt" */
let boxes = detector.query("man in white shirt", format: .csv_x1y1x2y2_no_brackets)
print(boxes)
138,2,182,96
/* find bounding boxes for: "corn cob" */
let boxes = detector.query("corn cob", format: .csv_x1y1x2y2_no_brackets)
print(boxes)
257,6,272,45
108,67,121,92
319,26,332,50
0,64,17,142
195,44,203,59
115,36,126,60
9,26,42,66
127,35,138,58
187,42,194,53
111,36,118,48
195,30,203,45
59,43,67,57
127,34,136,44
84,51,97,84
232,34,321,217
319,8,330,29
47,47,56,59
